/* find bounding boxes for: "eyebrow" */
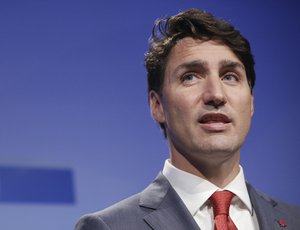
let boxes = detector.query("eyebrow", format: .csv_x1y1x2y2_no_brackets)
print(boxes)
173,60,208,75
219,60,245,70
172,59,245,76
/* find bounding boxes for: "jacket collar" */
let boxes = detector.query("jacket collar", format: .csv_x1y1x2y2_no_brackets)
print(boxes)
139,172,200,230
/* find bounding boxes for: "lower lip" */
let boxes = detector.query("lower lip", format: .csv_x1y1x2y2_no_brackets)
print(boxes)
200,122,231,131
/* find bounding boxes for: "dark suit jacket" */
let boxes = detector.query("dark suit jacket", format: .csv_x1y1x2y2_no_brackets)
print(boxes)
75,173,300,230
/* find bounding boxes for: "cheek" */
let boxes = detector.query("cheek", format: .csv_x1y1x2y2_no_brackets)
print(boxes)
235,96,254,126
163,95,194,122
162,86,201,127
234,92,253,113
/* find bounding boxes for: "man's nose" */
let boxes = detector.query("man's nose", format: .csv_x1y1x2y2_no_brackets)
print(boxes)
202,77,227,108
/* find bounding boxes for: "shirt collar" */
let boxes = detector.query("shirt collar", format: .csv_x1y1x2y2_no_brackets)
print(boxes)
162,159,253,216
224,166,253,215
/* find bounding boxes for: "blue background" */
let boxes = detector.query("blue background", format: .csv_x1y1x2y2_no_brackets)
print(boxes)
0,0,300,229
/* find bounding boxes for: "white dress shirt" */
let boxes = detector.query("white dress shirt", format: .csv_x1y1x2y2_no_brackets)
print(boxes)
162,160,259,230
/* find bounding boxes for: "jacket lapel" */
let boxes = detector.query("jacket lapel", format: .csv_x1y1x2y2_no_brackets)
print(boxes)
247,183,292,230
139,173,200,230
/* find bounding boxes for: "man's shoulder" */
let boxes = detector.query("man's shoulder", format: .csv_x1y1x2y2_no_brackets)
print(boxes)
247,183,300,228
75,193,146,230
257,188,300,213
92,193,141,215
75,173,173,230
249,183,300,212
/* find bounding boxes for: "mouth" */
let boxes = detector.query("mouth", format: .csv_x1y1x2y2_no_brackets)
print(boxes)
198,113,232,131
199,113,231,124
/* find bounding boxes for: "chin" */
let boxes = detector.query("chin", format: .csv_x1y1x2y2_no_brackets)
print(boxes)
203,134,242,148
195,140,240,155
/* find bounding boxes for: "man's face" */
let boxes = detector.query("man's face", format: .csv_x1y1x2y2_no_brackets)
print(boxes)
150,38,254,163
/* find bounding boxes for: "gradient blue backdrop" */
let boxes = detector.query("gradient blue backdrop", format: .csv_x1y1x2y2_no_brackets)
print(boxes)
0,0,300,229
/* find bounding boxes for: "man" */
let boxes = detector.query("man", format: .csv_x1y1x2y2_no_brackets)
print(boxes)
76,9,300,230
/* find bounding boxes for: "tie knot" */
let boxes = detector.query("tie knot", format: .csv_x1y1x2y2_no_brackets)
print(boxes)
209,190,234,217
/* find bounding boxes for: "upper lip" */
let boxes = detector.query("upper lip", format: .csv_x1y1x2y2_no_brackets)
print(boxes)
199,113,232,124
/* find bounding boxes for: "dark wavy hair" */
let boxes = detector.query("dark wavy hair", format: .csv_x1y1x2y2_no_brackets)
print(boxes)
145,8,256,135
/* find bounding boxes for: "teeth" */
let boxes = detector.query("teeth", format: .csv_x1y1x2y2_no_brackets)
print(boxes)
200,114,230,123
206,118,224,123
206,116,223,122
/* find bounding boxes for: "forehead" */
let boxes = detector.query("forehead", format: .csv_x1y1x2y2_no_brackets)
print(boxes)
166,37,243,70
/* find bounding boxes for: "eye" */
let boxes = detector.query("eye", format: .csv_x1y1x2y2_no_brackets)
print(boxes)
222,73,239,83
180,73,198,84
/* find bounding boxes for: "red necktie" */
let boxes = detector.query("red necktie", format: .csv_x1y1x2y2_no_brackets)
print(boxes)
209,191,238,230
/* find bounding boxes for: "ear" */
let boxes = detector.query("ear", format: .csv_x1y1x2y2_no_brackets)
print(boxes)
251,94,254,117
149,90,166,123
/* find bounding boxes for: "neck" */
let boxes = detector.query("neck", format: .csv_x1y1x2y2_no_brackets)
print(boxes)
170,149,240,188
